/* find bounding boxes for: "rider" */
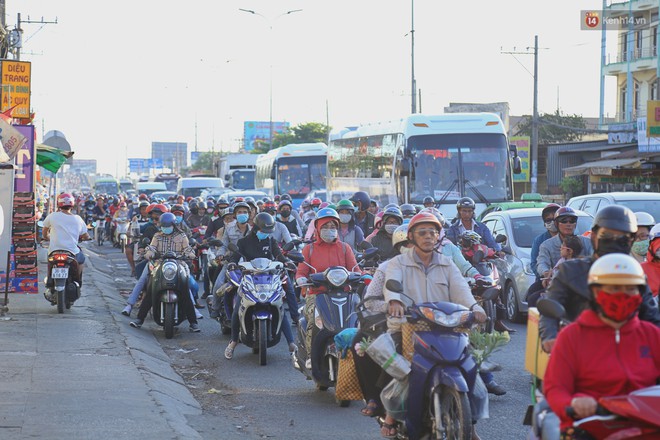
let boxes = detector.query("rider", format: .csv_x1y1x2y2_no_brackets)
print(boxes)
641,223,660,299
422,196,435,209
223,212,297,359
92,196,110,238
527,204,561,305
276,200,302,237
367,206,403,259
539,205,660,352
446,197,502,254
129,212,200,332
543,253,660,433
335,199,366,252
631,211,655,263
350,191,376,237
42,193,91,287
295,208,360,369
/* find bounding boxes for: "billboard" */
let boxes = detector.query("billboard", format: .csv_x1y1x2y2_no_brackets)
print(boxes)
0,61,31,118
70,159,97,175
243,121,290,151
510,136,530,183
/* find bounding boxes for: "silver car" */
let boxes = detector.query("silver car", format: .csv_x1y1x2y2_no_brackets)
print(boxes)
481,208,593,322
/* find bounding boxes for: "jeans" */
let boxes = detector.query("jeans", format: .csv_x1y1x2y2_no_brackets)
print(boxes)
230,297,294,345
283,274,299,321
127,265,150,306
480,371,494,385
211,265,229,315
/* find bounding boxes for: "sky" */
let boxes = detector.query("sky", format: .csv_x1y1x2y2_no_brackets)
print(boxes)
7,0,618,176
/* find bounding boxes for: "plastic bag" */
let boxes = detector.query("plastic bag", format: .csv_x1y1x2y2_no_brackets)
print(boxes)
381,377,409,422
334,328,358,359
365,333,411,381
470,373,489,420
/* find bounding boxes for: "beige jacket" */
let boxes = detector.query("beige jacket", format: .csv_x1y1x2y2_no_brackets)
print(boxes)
384,250,483,314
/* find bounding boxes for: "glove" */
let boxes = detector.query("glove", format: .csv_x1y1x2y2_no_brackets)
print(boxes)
296,277,309,287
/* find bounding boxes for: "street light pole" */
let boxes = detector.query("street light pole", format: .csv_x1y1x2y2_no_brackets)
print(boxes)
410,0,417,114
239,8,303,150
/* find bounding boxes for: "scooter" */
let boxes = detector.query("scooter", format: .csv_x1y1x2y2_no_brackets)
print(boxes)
146,251,190,339
44,249,80,314
290,252,365,406
114,218,130,253
95,216,106,246
215,263,242,335
465,248,501,334
383,279,500,440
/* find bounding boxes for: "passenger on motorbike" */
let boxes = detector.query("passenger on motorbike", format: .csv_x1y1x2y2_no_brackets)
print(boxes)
544,253,660,433
527,204,561,306
92,196,110,237
631,211,655,263
295,208,360,369
276,200,302,237
383,211,487,439
224,212,297,359
129,212,200,332
641,223,660,300
185,200,209,229
539,205,660,353
335,199,366,253
350,191,376,237
367,207,403,260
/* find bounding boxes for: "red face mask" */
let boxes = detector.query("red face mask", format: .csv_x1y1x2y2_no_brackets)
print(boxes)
594,290,643,323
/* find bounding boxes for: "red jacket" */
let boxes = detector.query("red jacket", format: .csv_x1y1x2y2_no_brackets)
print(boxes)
544,309,660,430
295,239,359,295
642,259,660,298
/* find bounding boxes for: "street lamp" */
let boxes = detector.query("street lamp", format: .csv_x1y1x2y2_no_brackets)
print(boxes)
239,8,303,150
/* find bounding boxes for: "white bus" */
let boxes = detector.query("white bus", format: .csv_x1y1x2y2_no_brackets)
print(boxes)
255,143,327,209
327,113,521,219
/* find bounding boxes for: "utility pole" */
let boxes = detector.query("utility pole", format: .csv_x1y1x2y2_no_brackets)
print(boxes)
16,14,58,60
410,0,417,114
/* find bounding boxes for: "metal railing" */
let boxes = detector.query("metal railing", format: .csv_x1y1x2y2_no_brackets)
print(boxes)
608,46,657,64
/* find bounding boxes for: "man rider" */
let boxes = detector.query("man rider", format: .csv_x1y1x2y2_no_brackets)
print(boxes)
526,204,561,305
277,200,302,237
446,197,501,254
350,191,376,236
539,205,660,352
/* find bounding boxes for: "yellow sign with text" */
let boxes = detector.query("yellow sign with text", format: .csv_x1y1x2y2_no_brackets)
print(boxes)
0,61,31,118
647,100,660,137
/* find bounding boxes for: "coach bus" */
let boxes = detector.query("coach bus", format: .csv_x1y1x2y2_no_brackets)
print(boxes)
326,113,522,219
255,143,327,209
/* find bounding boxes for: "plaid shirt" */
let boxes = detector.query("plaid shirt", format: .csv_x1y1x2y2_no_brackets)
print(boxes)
146,231,195,260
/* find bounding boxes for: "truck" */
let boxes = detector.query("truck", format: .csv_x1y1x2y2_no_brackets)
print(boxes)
217,154,258,188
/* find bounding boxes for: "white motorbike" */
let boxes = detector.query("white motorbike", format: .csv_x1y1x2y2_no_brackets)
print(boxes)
114,219,130,253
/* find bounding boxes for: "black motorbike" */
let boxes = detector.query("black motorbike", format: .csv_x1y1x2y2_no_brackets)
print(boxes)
146,251,191,339
45,249,80,313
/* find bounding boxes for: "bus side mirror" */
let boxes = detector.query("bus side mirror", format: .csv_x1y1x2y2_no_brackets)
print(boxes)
400,158,411,177
510,145,522,174
270,165,276,180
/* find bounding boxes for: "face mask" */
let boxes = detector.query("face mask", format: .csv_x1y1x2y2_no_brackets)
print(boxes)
596,236,632,256
256,231,270,241
161,226,174,235
544,221,558,233
313,207,319,213
236,213,249,224
339,213,352,224
174,215,183,224
191,208,198,214
320,229,338,243
207,208,214,214
632,239,650,257
594,289,643,322
384,224,399,235
280,210,291,218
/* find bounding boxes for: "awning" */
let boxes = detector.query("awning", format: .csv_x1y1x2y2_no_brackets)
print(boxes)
36,144,74,173
563,158,641,177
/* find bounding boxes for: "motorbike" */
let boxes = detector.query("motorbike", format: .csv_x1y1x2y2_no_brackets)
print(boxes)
44,249,80,313
94,216,106,246
114,218,130,253
383,279,499,440
191,226,208,280
461,247,502,334
225,242,287,366
290,251,365,406
146,251,191,339
205,238,223,287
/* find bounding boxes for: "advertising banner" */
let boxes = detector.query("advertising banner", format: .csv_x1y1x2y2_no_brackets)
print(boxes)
638,117,660,153
0,60,31,118
510,136,531,182
0,164,14,281
14,125,35,193
0,115,28,163
243,121,290,151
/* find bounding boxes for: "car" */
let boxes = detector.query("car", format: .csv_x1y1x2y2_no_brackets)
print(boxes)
476,193,549,221
567,192,660,222
199,187,232,201
220,190,269,202
304,189,327,203
480,207,594,322
149,191,177,201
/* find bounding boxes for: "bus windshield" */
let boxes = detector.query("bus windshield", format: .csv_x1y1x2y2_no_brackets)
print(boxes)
408,133,511,204
277,156,326,198
230,170,255,190
95,182,119,195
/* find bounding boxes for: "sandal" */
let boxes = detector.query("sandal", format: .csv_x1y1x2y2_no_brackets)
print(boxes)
361,399,381,417
380,422,397,439
224,343,236,360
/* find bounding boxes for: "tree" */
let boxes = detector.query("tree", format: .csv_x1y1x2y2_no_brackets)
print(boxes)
251,122,330,154
515,110,586,144
559,176,584,200
180,151,218,176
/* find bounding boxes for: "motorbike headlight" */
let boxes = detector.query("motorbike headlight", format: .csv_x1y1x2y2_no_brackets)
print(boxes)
419,306,469,328
326,268,349,287
314,308,323,329
521,258,535,276
254,283,271,293
162,262,178,281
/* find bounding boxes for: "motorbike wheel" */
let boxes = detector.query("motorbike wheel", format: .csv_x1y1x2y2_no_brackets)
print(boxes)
258,319,267,366
97,230,103,246
121,240,126,254
432,387,472,440
57,289,65,314
164,303,175,339
479,300,495,334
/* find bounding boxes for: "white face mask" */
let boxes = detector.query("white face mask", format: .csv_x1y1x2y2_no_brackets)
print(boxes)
320,229,338,243
384,224,398,235
339,214,352,224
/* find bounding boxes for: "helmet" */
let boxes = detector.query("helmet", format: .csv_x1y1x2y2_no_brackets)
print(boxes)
588,253,646,286
408,212,442,233
138,193,149,201
57,193,75,208
400,204,416,217
370,199,379,207
541,203,562,220
374,211,385,229
311,197,322,207
217,198,229,207
206,200,215,209
222,207,234,218
301,200,311,208
459,230,482,248
274,194,281,202
384,203,399,211
263,200,277,212
336,199,355,212
206,197,216,203
233,202,251,213
197,201,207,211
381,207,404,225
245,197,258,212
592,205,637,234
420,207,446,225
278,200,293,210
281,194,292,202
233,196,244,203
147,203,168,215
244,196,255,204
634,212,655,229
119,202,127,208
392,224,409,248
171,204,185,215
349,191,370,211
262,197,271,203
256,200,264,206
254,212,276,233
554,206,578,223
456,197,476,211
423,196,435,205
188,200,198,210
138,201,150,209
316,207,340,222
319,202,330,209
650,223,660,242
159,212,176,227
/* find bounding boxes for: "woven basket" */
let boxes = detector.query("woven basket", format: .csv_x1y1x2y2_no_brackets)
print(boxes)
402,321,433,361
335,351,364,401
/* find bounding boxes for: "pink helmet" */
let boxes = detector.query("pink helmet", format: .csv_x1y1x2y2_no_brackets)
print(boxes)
374,211,385,229
57,193,75,209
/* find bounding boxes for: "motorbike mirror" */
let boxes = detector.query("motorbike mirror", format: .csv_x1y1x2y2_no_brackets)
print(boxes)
385,279,404,293
282,241,296,252
358,241,373,251
228,242,239,254
481,287,500,302
37,220,44,228
537,298,567,320
496,234,507,244
208,238,222,247
287,251,304,263
364,247,379,260
141,237,150,246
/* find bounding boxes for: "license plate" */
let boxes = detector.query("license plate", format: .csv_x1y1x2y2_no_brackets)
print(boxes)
52,267,69,279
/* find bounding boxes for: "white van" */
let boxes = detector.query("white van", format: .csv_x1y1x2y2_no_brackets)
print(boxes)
177,177,225,198
136,182,167,197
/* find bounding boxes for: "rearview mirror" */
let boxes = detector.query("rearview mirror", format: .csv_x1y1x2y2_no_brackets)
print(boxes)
385,279,404,293
282,241,296,252
364,247,380,260
537,298,567,320
512,156,522,175
496,234,507,244
288,251,304,264
358,241,373,251
399,158,411,177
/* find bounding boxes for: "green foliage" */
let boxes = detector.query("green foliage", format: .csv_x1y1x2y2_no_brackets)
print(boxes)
251,122,331,154
469,329,510,368
516,110,586,144
559,176,584,197
180,151,218,175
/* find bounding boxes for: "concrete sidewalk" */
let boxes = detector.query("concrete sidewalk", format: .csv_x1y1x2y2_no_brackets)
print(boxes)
0,245,203,439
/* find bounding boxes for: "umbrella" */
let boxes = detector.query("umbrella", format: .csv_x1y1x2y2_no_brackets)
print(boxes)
36,144,74,173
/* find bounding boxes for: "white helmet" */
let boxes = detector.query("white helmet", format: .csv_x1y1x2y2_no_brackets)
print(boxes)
634,212,656,229
391,224,409,248
588,253,646,287
650,223,660,242
420,207,446,226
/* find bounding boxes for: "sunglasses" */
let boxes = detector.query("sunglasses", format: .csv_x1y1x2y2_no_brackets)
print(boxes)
414,228,439,237
557,218,577,224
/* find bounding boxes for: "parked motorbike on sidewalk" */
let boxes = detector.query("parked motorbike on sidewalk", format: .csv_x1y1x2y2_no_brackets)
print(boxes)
146,251,191,339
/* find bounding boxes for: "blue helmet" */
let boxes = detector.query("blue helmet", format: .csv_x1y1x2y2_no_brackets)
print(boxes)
349,191,371,212
159,212,176,227
316,207,340,222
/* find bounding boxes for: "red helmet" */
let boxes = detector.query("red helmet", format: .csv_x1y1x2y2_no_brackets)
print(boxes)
311,198,322,207
57,193,75,209
119,202,127,208
147,203,168,215
408,212,442,233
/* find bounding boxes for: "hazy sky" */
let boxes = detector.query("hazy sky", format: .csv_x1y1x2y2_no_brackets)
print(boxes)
7,0,616,175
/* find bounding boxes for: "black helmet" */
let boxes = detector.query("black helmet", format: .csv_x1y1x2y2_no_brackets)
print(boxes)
222,207,234,218
188,200,198,210
349,191,371,212
254,212,276,233
382,207,404,225
138,201,150,209
197,201,207,210
592,205,638,234
457,197,476,210
400,203,416,217
423,196,435,205
280,194,292,202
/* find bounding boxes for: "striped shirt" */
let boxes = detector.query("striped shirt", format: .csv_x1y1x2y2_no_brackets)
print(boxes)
146,231,195,260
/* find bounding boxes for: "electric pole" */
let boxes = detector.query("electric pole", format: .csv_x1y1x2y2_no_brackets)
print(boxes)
16,13,58,60
410,0,417,114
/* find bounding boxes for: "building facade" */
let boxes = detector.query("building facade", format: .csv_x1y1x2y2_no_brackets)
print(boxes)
151,141,187,173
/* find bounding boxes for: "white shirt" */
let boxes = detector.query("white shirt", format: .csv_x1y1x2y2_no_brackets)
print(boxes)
43,211,87,255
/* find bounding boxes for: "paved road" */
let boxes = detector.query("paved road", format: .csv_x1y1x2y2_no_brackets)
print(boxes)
74,243,535,439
